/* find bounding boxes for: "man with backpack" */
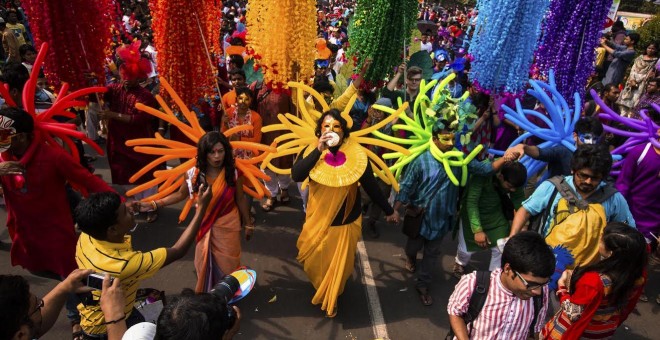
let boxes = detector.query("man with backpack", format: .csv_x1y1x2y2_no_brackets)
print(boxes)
447,231,555,339
508,144,636,288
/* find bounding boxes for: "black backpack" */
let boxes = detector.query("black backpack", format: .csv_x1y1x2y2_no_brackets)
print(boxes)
446,271,543,339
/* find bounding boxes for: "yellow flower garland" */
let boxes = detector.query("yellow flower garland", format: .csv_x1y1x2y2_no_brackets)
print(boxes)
246,0,316,89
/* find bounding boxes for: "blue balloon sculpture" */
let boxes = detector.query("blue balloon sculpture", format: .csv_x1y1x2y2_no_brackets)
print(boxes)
489,70,581,179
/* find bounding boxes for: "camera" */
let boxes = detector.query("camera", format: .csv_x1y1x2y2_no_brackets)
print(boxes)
86,273,114,290
210,274,241,329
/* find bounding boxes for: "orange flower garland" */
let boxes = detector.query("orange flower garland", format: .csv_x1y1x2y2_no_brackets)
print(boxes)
22,0,113,89
246,0,317,91
150,0,220,105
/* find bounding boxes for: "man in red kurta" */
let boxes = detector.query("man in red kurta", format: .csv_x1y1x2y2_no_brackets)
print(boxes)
0,107,114,278
99,41,162,221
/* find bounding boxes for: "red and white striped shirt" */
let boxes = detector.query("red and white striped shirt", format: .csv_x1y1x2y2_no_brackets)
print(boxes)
447,268,549,340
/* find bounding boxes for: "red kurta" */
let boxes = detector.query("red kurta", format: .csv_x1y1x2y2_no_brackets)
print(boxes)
104,83,161,185
1,142,114,277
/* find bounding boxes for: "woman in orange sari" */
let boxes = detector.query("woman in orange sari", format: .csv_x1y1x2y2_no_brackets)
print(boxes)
141,131,253,292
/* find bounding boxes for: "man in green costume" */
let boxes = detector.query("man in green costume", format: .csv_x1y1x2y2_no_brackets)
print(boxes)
453,161,527,277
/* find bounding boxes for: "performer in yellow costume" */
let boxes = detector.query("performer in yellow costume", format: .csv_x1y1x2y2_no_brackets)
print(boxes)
262,82,409,317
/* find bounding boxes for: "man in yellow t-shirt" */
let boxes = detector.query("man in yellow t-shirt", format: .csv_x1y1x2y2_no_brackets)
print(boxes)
6,11,28,46
74,188,211,336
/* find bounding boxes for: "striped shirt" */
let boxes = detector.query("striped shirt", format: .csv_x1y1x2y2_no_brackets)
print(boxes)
447,269,549,340
76,233,167,335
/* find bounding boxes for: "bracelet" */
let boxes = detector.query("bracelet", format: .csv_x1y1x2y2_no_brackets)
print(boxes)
151,200,158,211
102,314,126,325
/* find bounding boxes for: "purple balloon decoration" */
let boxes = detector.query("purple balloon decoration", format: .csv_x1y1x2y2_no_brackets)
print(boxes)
534,0,613,100
593,90,660,175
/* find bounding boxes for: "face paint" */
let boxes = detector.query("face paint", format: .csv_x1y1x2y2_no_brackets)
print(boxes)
437,133,455,145
0,116,17,153
322,117,342,134
237,93,251,108
578,133,598,145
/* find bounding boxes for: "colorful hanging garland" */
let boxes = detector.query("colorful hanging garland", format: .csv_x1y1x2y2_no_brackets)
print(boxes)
534,0,612,100
150,0,220,105
246,0,317,91
22,0,114,89
468,0,549,94
348,0,418,84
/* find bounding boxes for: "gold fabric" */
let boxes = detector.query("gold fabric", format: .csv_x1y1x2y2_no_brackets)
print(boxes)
297,180,361,316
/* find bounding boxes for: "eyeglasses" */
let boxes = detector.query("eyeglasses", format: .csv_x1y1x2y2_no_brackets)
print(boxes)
575,170,602,183
513,270,549,291
27,297,44,319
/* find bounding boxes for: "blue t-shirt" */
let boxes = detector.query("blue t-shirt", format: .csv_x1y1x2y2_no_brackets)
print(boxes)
522,176,636,236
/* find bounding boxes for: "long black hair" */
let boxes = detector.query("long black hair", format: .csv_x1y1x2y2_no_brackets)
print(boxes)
570,222,647,308
196,131,236,187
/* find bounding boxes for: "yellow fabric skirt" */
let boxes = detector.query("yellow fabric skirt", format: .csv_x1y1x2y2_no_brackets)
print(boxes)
194,207,242,292
297,181,361,316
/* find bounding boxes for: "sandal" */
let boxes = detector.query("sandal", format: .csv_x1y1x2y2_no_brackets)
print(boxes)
279,188,290,203
261,197,275,212
416,287,433,306
146,211,158,223
72,322,84,340
405,257,416,273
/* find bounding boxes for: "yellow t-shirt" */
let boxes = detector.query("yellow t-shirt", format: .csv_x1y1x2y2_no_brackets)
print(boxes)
6,23,26,46
75,233,167,335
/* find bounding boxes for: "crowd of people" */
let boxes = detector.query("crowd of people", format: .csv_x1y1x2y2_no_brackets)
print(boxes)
0,0,659,339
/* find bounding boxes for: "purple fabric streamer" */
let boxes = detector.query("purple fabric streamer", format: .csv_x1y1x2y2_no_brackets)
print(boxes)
534,0,613,100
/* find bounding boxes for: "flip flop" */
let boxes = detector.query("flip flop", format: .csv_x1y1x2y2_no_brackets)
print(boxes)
416,287,433,306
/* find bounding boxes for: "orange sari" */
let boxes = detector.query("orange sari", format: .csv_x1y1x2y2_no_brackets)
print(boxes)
193,170,242,292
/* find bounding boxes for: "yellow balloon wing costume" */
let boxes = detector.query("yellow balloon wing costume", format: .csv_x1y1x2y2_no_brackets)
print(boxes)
125,77,276,222
260,81,410,191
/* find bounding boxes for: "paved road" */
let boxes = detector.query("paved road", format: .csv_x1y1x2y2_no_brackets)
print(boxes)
0,147,657,339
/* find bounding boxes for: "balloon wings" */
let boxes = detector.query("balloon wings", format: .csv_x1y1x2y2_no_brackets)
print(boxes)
260,81,409,191
375,73,482,187
126,77,275,222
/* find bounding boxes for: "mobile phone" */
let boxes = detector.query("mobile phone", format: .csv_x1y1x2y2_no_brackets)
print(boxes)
86,273,113,290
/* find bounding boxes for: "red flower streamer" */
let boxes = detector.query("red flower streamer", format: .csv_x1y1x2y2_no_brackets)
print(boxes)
150,0,220,106
22,0,114,90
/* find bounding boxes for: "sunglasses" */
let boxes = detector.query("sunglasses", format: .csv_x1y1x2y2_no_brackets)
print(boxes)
514,270,549,291
315,60,330,68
